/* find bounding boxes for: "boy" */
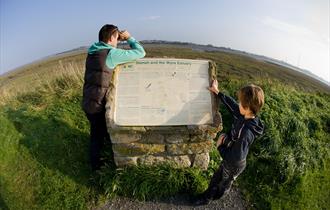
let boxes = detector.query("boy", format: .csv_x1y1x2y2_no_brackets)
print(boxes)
193,79,264,205
82,24,145,171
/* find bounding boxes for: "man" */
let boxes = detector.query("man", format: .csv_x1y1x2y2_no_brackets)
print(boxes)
82,24,145,171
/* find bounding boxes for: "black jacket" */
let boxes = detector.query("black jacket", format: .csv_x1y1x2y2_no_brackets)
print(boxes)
82,49,113,114
217,92,264,165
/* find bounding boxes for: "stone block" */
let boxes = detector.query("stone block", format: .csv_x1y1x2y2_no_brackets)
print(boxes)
114,156,138,167
192,153,210,170
166,155,191,167
137,155,166,165
111,133,141,144
113,143,165,156
145,126,189,135
166,141,212,155
165,134,190,144
141,132,165,144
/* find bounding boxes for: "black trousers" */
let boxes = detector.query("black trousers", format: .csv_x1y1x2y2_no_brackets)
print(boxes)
85,110,111,171
204,160,246,200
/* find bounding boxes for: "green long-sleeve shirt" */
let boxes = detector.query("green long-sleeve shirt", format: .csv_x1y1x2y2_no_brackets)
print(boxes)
87,37,146,69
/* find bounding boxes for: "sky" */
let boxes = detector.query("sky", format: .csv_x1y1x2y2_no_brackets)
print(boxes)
1,0,329,82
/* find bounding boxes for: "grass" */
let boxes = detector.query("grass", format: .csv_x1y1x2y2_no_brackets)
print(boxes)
0,86,93,209
100,163,209,201
0,52,85,105
0,45,329,209
222,81,330,209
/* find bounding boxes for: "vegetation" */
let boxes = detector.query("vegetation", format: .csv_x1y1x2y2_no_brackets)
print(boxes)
219,80,330,209
0,46,329,209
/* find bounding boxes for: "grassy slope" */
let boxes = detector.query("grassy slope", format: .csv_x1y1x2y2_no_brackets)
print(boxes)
0,52,86,105
0,46,329,210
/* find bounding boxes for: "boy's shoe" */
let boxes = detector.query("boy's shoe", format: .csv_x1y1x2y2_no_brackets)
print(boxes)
212,188,223,200
191,193,211,206
193,196,211,206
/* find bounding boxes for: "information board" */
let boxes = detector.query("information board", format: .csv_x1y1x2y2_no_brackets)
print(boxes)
114,58,213,126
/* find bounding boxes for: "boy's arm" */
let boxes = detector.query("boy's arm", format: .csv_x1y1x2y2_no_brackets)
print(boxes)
218,130,254,161
107,37,146,68
217,92,240,118
208,79,240,118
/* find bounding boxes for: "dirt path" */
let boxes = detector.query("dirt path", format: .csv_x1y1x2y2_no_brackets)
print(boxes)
97,187,248,210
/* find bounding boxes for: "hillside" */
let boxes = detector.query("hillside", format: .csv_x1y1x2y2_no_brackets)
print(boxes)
1,42,330,97
0,44,329,210
142,41,330,87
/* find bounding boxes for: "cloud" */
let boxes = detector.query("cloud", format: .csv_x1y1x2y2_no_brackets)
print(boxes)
140,16,161,21
260,16,329,82
261,16,329,47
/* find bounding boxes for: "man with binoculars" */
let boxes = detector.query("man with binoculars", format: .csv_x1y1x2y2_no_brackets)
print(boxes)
82,24,146,171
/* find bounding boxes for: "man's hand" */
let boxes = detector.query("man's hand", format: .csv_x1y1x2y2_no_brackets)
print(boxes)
216,134,225,147
119,30,131,41
208,79,220,94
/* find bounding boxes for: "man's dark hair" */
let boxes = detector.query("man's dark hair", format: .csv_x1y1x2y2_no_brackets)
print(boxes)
98,24,118,42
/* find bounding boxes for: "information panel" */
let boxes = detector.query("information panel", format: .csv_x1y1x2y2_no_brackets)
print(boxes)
114,58,213,126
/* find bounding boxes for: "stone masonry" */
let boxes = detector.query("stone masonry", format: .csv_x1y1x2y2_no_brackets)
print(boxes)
105,59,222,170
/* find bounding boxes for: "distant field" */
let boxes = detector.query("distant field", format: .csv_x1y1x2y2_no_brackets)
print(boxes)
0,45,329,210
0,51,86,104
1,45,329,102
144,45,330,92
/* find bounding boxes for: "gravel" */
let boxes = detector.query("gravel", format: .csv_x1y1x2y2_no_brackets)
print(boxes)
97,187,249,210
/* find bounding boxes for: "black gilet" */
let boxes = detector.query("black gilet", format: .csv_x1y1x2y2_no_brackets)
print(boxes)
82,49,113,114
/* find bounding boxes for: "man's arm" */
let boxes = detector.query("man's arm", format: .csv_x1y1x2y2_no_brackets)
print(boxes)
106,37,146,68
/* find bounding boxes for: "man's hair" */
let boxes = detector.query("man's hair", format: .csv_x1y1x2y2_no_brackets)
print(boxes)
98,24,118,42
238,84,264,115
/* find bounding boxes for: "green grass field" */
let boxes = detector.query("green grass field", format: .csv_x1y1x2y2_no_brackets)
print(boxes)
1,45,329,210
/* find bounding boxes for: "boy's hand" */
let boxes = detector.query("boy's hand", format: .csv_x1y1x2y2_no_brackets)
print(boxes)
208,79,219,94
216,134,225,147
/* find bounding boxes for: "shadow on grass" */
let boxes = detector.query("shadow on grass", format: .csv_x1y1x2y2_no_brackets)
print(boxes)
0,193,9,210
5,107,95,187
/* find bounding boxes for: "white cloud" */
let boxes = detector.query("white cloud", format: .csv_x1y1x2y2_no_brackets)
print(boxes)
140,16,161,21
261,16,328,47
260,16,329,82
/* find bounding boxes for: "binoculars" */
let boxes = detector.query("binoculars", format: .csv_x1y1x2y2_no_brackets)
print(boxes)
118,31,125,41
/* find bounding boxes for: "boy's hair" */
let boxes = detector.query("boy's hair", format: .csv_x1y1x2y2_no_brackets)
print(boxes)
238,84,264,115
98,24,119,42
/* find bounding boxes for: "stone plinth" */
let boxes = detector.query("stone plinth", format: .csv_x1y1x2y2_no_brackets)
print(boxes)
105,58,222,170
